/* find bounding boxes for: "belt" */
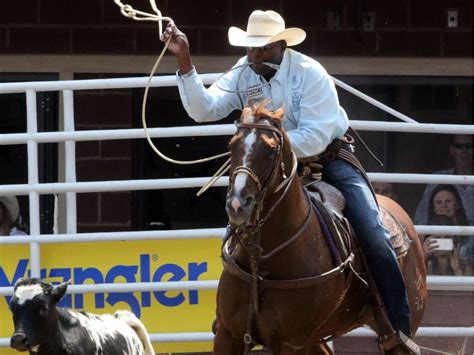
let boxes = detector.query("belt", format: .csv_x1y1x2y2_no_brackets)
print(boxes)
318,134,354,165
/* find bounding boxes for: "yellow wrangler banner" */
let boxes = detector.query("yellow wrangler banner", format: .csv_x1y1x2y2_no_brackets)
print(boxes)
0,238,223,354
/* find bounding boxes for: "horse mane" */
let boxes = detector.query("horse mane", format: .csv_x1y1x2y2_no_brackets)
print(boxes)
241,100,285,124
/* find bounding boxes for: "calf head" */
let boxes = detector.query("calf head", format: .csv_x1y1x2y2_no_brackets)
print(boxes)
10,278,70,352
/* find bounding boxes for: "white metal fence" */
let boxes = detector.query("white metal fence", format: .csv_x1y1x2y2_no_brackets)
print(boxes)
0,74,473,347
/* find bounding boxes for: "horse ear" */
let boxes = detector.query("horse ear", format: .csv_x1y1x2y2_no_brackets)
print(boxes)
241,107,253,122
52,279,71,303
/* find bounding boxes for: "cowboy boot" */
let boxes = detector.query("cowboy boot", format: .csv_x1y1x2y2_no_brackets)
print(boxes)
379,331,421,355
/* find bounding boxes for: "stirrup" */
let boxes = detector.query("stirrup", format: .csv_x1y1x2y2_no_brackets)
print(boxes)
378,331,420,355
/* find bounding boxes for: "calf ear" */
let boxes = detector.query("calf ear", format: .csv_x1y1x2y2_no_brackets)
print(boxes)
52,279,72,303
14,278,24,287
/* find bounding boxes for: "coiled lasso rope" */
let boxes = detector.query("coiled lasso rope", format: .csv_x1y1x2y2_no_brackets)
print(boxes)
113,0,231,196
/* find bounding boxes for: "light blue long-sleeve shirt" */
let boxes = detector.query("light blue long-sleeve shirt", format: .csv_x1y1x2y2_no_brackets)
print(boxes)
176,48,349,157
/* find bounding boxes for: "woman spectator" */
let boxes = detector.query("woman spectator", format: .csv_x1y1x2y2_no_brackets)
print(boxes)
0,195,27,236
423,184,470,275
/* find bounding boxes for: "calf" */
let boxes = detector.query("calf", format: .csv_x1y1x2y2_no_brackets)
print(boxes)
10,278,155,355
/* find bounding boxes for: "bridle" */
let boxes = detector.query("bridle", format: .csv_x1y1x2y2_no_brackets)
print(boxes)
229,121,297,229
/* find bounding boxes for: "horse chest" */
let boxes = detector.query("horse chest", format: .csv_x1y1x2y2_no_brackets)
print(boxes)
219,277,323,340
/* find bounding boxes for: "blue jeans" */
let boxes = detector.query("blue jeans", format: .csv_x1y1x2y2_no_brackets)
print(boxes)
323,158,411,336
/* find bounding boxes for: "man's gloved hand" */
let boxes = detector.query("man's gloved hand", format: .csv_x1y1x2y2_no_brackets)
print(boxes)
298,156,323,181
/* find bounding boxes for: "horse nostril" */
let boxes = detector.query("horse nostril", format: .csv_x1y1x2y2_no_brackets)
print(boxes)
11,333,28,349
229,197,242,213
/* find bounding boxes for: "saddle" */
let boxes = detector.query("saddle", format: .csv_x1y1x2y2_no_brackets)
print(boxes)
305,180,411,263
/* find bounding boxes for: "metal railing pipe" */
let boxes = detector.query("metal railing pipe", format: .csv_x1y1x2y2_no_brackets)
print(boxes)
368,173,474,185
26,90,41,278
0,228,226,245
2,123,473,146
63,90,77,234
0,174,472,197
0,226,473,246
0,177,229,195
0,277,472,297
0,124,236,145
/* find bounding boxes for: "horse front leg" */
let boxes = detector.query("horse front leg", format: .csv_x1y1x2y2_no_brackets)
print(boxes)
213,318,246,355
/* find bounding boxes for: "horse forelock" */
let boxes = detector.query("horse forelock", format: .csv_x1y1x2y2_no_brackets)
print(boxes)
235,102,284,153
241,101,285,125
255,108,284,125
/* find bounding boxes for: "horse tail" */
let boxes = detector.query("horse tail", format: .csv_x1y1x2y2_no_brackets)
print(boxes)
114,310,155,355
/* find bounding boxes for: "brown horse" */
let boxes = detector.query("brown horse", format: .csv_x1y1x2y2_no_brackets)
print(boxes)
213,102,427,354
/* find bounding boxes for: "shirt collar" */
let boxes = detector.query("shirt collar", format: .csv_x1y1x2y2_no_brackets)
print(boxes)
273,49,290,84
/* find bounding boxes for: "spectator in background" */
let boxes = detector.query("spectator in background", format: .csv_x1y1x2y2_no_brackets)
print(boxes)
422,184,470,275
0,196,27,236
415,134,473,226
372,181,398,201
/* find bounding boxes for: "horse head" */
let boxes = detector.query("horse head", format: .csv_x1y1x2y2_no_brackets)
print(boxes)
226,100,295,228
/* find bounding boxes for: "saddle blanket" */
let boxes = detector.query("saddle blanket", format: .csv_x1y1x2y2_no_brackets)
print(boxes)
307,184,411,263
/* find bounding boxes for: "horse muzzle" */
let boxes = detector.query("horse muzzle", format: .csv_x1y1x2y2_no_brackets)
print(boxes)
10,332,31,352
225,194,257,228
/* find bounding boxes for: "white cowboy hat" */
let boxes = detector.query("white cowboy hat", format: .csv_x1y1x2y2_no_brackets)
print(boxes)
228,10,306,48
0,196,19,222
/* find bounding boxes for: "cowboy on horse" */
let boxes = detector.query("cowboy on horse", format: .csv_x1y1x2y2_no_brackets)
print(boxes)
162,9,422,354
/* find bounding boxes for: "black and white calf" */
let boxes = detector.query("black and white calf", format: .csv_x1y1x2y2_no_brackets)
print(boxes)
10,278,155,355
